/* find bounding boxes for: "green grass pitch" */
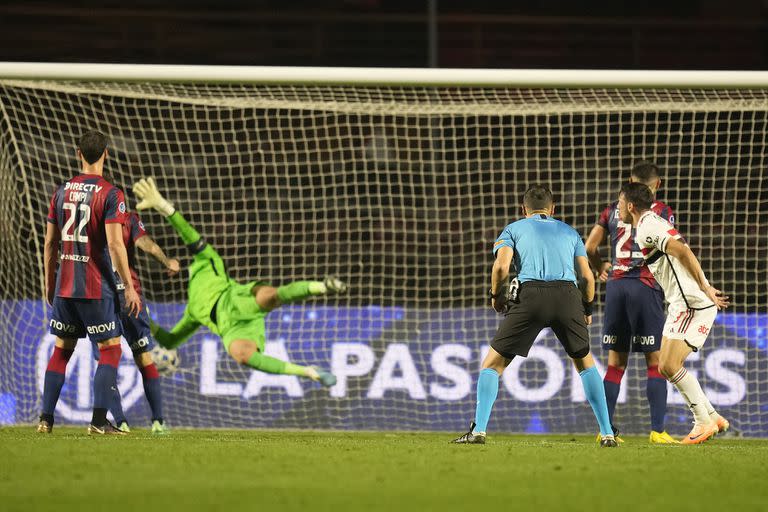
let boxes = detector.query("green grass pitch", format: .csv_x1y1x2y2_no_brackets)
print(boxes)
2,427,767,512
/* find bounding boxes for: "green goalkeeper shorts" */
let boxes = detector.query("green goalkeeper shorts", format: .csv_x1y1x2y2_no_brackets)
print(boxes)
216,281,270,352
187,244,270,352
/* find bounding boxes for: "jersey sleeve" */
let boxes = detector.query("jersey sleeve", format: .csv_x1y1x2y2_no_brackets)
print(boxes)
130,213,148,242
46,188,59,224
493,224,514,255
574,232,588,258
661,205,675,226
637,215,676,253
104,187,127,225
596,205,612,230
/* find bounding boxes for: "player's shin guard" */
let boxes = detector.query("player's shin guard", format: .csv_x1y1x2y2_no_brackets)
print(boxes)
140,363,164,422
603,365,624,425
669,367,711,425
167,211,203,251
580,366,613,436
92,344,121,427
276,281,325,303
474,368,500,433
646,365,668,432
41,346,74,422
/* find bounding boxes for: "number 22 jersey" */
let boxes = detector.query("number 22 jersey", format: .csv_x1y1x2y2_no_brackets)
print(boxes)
47,173,127,299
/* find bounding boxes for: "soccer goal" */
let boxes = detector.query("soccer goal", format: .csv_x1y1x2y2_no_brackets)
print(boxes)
1,63,766,435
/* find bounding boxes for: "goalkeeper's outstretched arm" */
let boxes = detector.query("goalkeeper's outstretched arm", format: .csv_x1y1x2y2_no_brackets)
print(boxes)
150,310,201,349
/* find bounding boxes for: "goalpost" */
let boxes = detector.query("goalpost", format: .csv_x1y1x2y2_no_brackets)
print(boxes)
1,63,766,435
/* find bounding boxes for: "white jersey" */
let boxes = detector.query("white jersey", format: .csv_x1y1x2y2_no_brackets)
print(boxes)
635,211,714,310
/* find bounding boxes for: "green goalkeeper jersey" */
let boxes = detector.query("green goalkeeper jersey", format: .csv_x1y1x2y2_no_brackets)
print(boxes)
185,245,233,335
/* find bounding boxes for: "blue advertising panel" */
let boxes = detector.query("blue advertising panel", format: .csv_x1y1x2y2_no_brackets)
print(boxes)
1,300,765,436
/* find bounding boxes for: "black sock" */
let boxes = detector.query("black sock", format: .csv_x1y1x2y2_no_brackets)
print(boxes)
91,408,108,427
40,413,54,425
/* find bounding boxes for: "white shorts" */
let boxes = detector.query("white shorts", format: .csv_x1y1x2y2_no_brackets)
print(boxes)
663,304,717,350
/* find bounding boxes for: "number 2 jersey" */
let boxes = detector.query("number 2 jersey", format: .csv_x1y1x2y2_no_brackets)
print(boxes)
597,199,674,289
635,210,714,310
47,173,127,299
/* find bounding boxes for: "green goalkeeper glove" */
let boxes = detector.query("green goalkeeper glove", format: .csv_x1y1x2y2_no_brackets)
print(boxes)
134,177,175,217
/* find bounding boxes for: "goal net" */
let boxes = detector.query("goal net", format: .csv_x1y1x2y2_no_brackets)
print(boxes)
1,66,766,435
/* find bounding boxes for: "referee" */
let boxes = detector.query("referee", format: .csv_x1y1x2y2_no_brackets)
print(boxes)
452,185,616,447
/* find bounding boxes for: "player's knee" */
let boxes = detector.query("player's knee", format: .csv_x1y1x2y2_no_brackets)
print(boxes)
253,286,279,311
135,351,153,368
658,359,681,380
229,341,258,365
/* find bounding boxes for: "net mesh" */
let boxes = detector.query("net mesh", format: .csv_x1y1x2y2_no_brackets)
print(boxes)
1,78,766,435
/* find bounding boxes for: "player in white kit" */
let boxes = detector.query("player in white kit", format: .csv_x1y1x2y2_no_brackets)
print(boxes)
618,182,730,444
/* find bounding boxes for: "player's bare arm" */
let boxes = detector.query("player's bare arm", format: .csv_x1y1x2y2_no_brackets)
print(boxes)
664,238,730,310
135,234,180,276
490,246,513,313
584,224,611,281
575,255,595,325
43,222,61,306
106,222,141,316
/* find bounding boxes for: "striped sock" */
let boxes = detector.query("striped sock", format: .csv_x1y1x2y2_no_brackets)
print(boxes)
669,367,711,425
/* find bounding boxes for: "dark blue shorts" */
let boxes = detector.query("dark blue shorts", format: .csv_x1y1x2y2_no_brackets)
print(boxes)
601,278,664,353
121,305,155,354
49,295,122,343
91,302,155,360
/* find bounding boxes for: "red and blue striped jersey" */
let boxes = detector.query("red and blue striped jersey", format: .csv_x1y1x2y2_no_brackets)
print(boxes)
123,211,147,296
597,200,674,289
47,173,127,299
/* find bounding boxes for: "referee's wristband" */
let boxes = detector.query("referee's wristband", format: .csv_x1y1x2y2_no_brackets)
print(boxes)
582,300,594,316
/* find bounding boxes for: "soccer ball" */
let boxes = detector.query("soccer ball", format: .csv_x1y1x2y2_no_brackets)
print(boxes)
149,346,180,376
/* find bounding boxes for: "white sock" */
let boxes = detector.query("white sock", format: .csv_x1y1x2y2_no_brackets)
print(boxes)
669,368,712,426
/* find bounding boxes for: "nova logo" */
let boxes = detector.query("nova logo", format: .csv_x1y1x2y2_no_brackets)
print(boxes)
36,334,144,422
49,319,77,333
129,336,149,351
87,322,116,335
603,335,617,345
634,335,655,345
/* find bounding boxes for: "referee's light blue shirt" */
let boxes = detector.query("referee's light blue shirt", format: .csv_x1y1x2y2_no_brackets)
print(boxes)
493,214,587,284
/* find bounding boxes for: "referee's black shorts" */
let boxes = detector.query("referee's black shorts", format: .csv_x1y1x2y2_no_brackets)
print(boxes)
491,280,590,360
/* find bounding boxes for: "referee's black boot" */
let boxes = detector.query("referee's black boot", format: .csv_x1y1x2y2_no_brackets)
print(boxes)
451,422,486,444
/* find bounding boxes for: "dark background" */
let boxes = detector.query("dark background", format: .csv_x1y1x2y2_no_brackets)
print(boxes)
1,0,768,69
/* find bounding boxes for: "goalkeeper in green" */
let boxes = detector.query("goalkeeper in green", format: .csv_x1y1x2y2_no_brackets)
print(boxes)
133,177,342,386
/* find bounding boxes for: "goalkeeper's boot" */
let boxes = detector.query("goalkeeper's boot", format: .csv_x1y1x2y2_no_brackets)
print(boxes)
88,421,128,436
713,414,730,435
310,367,337,387
680,422,718,445
323,276,347,294
451,422,486,444
117,421,131,433
151,420,170,435
649,430,680,444
36,417,53,434
599,435,619,448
